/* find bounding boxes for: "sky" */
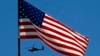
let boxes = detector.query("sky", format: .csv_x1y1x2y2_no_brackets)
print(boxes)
0,0,100,56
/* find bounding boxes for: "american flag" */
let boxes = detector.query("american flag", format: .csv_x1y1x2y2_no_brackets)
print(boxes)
19,0,89,56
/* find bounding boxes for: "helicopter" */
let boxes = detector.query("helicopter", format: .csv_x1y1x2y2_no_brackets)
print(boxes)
28,45,44,52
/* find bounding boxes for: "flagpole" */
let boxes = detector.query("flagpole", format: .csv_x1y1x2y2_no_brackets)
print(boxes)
18,0,21,56
18,38,21,56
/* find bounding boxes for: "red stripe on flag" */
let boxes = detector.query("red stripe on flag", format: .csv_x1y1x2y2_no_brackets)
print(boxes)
20,35,38,39
19,22,32,25
20,29,36,32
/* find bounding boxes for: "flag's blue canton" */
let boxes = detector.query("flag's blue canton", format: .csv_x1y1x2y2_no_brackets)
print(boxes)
19,1,45,27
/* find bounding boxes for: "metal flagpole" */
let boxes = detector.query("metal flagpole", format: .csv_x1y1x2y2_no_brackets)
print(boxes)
18,0,21,56
18,38,21,56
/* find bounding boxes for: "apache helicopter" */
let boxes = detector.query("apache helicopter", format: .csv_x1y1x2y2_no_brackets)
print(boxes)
28,45,44,52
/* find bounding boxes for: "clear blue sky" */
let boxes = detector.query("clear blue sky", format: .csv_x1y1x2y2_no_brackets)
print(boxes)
0,0,100,56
